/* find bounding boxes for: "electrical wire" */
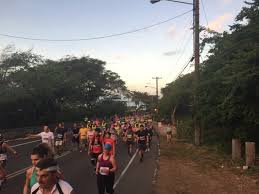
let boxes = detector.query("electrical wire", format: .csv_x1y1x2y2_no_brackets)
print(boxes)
175,55,194,79
164,18,192,83
165,32,193,83
0,9,193,42
201,0,209,29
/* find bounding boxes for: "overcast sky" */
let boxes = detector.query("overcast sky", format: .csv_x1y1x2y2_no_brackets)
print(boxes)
0,0,246,95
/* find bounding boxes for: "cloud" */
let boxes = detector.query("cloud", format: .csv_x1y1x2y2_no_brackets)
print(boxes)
113,55,127,60
222,0,232,4
208,13,233,32
163,50,178,56
167,25,177,39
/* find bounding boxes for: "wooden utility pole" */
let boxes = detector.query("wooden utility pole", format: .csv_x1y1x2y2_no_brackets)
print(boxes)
246,142,255,167
152,77,162,108
193,0,201,146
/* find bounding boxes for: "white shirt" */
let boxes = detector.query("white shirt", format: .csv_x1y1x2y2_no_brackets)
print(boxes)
38,131,54,145
31,179,73,194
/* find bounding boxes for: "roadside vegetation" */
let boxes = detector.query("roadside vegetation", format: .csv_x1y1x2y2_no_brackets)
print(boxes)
159,0,259,152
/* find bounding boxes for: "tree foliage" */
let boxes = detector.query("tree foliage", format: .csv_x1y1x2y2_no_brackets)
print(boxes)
159,0,259,146
0,49,127,128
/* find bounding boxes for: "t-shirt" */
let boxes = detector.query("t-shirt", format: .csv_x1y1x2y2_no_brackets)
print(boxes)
55,128,66,140
126,131,134,141
31,179,73,194
87,130,95,143
72,127,80,135
79,128,89,139
38,132,54,145
136,130,147,144
165,127,172,133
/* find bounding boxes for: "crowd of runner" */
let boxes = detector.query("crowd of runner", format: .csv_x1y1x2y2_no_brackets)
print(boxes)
0,114,154,194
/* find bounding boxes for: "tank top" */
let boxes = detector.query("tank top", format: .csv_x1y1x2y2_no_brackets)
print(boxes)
126,131,134,141
92,137,102,154
29,168,37,190
98,154,113,176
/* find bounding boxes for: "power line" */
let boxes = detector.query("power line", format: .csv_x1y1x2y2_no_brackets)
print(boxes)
165,18,192,83
0,9,193,42
165,32,193,83
201,0,209,29
175,55,194,79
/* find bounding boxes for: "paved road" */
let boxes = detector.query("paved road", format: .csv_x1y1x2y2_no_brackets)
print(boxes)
1,136,158,194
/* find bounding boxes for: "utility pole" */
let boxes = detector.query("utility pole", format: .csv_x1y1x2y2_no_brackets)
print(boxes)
150,0,201,145
152,77,162,108
193,0,201,145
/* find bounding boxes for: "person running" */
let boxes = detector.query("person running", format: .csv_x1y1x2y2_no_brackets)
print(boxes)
103,132,116,157
31,158,75,194
89,130,103,171
109,128,117,145
23,146,48,194
87,127,95,147
30,125,55,154
136,124,148,162
146,124,153,152
0,134,17,189
55,123,66,155
165,123,172,143
71,123,80,151
96,144,117,194
125,126,135,156
78,123,89,152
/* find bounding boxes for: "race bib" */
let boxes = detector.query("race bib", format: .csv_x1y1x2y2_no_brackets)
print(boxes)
99,167,110,175
57,134,63,138
127,134,133,138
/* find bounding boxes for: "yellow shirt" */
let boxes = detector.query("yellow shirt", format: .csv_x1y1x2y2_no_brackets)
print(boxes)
79,127,89,139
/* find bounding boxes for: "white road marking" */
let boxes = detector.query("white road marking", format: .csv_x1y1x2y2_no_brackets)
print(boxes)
11,139,41,148
6,136,39,143
113,149,138,189
6,151,71,180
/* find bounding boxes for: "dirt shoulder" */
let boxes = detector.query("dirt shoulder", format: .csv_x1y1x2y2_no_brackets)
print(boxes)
154,137,259,194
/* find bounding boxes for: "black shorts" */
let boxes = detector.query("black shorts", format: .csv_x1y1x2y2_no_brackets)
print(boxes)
138,143,147,151
126,140,134,145
72,136,79,143
91,152,101,159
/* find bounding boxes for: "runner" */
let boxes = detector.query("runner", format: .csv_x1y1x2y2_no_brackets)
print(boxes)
0,134,17,189
78,123,89,152
165,123,172,143
88,130,103,172
23,146,48,194
146,124,153,152
136,124,149,162
125,126,135,156
71,123,80,151
31,158,75,194
30,125,55,154
109,127,117,145
96,144,117,194
103,132,116,157
55,123,66,155
87,126,95,147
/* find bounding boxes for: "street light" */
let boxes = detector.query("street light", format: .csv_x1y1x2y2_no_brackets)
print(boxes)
150,0,201,145
151,0,193,5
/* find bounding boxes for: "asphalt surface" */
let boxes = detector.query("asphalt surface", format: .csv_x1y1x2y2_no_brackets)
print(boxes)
1,136,158,194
